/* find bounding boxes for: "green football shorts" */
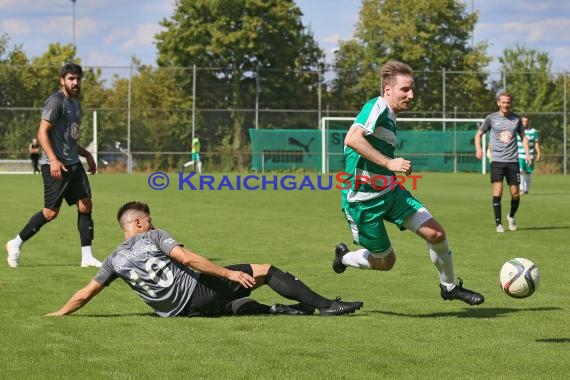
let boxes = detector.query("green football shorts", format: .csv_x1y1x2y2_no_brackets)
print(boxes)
342,188,424,254
519,158,534,174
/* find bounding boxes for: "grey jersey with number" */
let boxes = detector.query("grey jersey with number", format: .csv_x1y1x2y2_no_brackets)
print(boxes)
479,112,523,163
94,229,199,317
39,91,81,165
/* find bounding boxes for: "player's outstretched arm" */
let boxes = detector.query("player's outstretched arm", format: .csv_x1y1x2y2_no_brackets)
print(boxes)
169,246,256,288
46,280,104,316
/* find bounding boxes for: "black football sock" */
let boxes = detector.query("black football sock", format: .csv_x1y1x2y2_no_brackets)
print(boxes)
265,266,332,309
509,198,520,218
19,211,49,241
78,212,94,246
492,196,502,226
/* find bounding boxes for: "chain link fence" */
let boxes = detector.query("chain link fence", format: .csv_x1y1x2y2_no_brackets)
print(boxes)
1,65,567,174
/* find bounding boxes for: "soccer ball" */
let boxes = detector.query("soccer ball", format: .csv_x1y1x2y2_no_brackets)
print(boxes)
499,258,540,298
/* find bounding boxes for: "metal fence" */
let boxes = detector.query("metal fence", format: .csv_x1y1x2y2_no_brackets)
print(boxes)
0,64,567,174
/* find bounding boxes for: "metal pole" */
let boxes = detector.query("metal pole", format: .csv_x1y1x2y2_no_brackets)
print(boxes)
127,64,132,174
92,110,97,165
71,0,77,49
442,68,446,132
318,69,322,127
562,73,568,175
471,0,474,48
192,64,196,139
255,67,259,129
453,106,457,173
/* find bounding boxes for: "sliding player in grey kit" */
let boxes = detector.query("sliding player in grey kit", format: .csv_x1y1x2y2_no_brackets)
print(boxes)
47,201,363,317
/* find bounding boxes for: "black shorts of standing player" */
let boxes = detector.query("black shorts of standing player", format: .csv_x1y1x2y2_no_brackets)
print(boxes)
490,161,520,186
41,163,92,208
182,264,254,317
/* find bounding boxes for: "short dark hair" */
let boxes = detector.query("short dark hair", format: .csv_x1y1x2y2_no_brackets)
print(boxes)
60,63,83,79
117,201,150,222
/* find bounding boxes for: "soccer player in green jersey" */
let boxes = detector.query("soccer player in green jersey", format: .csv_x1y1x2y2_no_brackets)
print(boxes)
333,60,484,306
182,136,202,173
518,116,541,194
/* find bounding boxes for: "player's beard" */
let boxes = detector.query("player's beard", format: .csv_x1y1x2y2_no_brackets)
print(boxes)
65,83,81,98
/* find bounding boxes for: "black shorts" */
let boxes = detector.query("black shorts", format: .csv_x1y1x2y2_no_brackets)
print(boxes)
41,163,92,208
182,264,253,317
490,161,520,186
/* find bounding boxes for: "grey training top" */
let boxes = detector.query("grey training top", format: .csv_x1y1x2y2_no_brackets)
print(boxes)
39,91,81,165
94,229,199,317
479,111,523,163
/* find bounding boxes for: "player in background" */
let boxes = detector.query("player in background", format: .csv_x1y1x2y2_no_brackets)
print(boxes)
182,136,202,173
333,60,484,306
475,92,530,232
518,116,541,194
29,138,41,174
5,63,102,268
47,201,363,317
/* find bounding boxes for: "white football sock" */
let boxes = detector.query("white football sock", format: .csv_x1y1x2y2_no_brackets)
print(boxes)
341,248,372,269
526,174,532,193
429,239,455,289
520,173,527,192
183,161,194,168
11,235,24,248
81,246,93,261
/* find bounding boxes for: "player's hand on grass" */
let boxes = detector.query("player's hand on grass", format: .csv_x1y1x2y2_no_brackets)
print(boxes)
228,270,256,288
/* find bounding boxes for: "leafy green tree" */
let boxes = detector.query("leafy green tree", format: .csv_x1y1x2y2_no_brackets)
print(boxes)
155,0,323,169
332,0,492,119
101,62,192,169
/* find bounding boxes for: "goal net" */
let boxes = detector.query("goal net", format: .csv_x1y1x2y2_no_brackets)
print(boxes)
320,117,487,174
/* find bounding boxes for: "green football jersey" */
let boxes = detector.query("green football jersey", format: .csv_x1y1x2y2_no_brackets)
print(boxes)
343,96,398,204
518,128,539,160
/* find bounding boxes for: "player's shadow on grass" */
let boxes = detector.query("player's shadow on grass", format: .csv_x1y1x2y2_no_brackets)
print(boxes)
535,338,570,343
516,226,570,231
373,306,561,319
75,312,158,318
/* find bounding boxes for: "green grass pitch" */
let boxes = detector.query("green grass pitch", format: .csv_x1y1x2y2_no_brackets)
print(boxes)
1,172,569,379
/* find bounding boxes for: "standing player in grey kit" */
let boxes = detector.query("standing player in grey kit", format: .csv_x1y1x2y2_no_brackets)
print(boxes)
47,201,363,317
475,92,530,232
6,63,102,268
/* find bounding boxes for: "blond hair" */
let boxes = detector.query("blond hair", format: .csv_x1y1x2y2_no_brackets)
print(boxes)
382,60,414,87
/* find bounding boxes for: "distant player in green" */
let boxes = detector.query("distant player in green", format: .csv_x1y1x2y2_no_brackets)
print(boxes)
47,201,363,317
475,92,530,232
183,136,202,173
517,116,541,194
333,60,484,306
6,63,102,268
